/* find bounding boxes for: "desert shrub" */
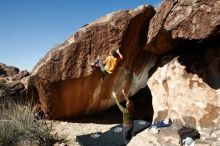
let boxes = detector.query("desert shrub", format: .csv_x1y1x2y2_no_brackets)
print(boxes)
0,102,62,146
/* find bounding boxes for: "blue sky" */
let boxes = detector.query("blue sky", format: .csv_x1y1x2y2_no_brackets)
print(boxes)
0,0,162,71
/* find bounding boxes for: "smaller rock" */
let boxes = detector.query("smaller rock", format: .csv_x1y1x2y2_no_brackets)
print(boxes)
14,82,25,91
0,63,7,69
0,68,6,77
0,63,29,103
20,76,29,88
12,70,30,81
4,66,19,77
5,81,25,97
6,81,23,90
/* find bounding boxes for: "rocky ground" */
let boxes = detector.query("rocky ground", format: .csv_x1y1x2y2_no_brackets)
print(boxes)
47,112,121,146
129,125,220,146
49,118,220,146
49,120,116,146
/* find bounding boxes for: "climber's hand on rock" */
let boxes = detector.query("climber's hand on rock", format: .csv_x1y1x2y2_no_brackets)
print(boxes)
112,92,117,99
122,89,126,96
116,49,120,54
116,48,123,59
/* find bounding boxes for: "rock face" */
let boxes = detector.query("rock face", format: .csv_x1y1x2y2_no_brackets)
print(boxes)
145,0,220,54
144,0,220,143
0,63,30,102
148,38,220,131
28,5,156,119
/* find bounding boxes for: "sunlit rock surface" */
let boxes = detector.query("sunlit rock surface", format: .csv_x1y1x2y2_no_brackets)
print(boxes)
147,40,220,139
145,0,220,54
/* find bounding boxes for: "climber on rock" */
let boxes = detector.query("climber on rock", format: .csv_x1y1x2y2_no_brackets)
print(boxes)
90,48,123,80
112,89,134,145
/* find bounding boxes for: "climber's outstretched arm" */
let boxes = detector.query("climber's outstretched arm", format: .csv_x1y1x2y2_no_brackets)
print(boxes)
122,89,129,102
112,92,126,113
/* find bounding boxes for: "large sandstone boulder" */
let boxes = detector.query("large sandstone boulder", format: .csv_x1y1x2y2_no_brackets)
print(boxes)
4,66,19,77
28,5,156,119
0,63,19,77
145,0,220,54
12,70,29,81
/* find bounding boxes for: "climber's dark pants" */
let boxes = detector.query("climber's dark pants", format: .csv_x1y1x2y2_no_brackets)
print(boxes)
123,124,133,145
93,58,109,79
93,58,105,72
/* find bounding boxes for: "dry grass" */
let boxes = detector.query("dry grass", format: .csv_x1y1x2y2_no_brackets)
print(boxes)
0,102,64,146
